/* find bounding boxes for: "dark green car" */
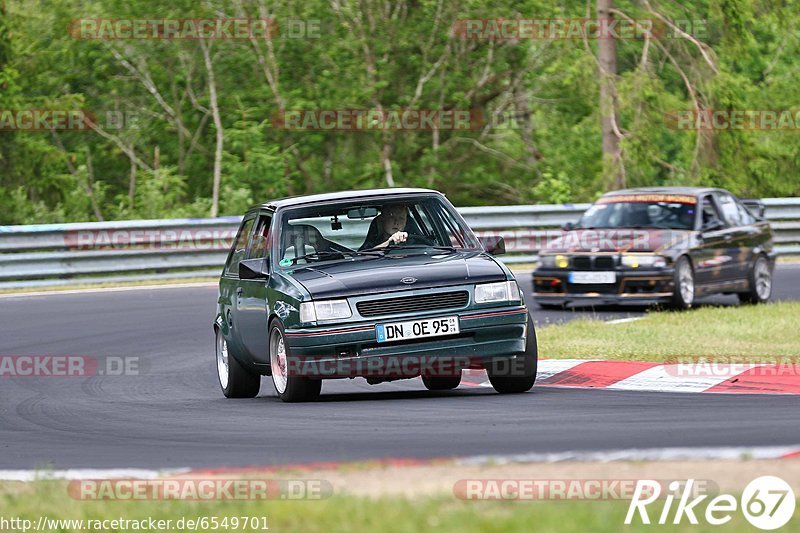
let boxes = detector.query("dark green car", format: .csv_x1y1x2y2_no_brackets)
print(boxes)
214,188,536,402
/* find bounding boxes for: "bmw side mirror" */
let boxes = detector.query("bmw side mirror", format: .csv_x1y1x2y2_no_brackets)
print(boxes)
239,258,270,280
562,221,576,231
478,235,506,256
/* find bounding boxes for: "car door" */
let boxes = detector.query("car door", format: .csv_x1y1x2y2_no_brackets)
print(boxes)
715,192,756,281
233,212,273,365
220,214,256,357
693,194,735,286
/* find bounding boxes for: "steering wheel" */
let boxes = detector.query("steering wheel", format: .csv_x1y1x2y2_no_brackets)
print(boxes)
402,233,436,246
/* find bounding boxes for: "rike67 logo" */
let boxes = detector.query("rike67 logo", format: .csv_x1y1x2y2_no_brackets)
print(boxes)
626,476,795,530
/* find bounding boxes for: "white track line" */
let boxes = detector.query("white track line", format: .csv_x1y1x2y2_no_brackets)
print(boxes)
0,468,191,482
604,317,645,325
2,445,797,481
0,282,217,299
457,445,800,466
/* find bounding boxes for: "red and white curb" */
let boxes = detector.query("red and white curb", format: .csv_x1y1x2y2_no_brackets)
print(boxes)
2,445,799,481
462,359,800,394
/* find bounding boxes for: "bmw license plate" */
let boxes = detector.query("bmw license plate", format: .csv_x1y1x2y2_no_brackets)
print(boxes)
376,316,459,343
568,271,616,284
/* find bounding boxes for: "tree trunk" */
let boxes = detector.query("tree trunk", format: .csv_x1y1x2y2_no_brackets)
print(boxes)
128,144,137,208
597,0,624,189
201,39,223,218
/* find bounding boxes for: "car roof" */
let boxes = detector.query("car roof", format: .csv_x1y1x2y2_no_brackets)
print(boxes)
248,188,443,212
602,186,724,198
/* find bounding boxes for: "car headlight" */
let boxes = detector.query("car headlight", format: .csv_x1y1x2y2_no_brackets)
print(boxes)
621,255,667,268
540,255,569,268
474,281,521,303
299,299,352,322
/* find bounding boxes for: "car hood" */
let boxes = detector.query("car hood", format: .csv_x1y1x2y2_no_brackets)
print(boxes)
290,251,506,299
542,228,696,254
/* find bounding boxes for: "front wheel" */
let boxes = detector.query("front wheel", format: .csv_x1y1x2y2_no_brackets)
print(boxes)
671,256,695,309
269,321,322,403
739,255,772,304
216,328,260,398
486,314,538,394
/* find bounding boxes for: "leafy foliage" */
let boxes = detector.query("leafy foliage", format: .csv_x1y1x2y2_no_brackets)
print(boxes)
1,0,798,224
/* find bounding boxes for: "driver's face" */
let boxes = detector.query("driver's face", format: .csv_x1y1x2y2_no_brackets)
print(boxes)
381,206,407,235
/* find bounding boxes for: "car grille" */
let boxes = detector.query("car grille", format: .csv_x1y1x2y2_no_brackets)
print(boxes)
571,256,616,270
595,256,615,269
356,291,469,317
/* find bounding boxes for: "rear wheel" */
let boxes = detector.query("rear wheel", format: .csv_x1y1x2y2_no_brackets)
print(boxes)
537,302,565,310
486,314,538,394
671,256,695,309
216,328,260,398
739,255,772,304
269,321,322,402
421,374,462,391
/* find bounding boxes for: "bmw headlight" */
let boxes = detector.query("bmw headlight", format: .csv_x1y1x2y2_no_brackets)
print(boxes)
621,255,667,268
474,281,521,303
540,254,569,268
299,299,352,322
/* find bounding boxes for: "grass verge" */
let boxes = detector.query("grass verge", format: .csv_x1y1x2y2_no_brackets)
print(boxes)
536,301,800,361
0,480,763,533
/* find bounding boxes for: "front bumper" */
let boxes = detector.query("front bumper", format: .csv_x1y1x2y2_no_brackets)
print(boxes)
533,268,675,305
283,306,528,378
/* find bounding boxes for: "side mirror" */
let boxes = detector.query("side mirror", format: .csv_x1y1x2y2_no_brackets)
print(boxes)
701,219,724,233
478,235,506,256
562,221,576,231
239,258,270,280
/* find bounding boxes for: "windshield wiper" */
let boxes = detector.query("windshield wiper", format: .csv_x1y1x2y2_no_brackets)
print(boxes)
393,244,459,251
290,249,381,265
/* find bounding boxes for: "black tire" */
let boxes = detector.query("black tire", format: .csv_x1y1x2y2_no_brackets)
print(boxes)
671,256,695,309
537,302,565,310
738,254,772,305
421,374,462,390
215,328,260,398
486,314,538,394
269,320,322,403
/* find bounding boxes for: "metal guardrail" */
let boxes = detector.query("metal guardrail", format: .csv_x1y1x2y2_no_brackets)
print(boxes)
0,198,798,288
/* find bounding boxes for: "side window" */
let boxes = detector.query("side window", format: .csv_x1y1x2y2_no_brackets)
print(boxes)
225,217,255,275
735,199,756,225
247,214,273,260
717,194,743,227
701,195,724,227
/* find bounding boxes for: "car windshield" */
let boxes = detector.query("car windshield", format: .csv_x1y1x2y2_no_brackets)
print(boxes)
276,196,480,267
577,195,698,230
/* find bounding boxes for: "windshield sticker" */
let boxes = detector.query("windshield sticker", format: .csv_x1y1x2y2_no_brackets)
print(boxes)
598,194,697,205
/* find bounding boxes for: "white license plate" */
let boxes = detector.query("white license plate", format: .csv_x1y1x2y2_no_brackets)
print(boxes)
568,271,616,284
376,316,459,343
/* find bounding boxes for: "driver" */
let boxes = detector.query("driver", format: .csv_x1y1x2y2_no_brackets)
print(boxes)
359,204,410,250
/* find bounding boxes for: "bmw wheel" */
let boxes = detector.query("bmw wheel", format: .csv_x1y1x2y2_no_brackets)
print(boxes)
739,255,772,304
671,256,695,309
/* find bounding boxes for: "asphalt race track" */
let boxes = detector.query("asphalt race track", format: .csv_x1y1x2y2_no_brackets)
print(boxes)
1,265,799,470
